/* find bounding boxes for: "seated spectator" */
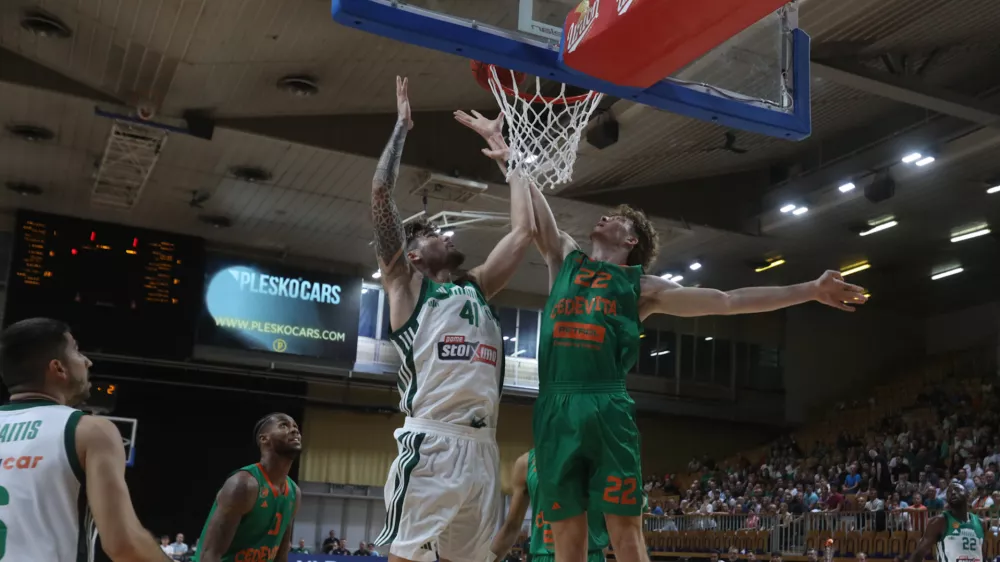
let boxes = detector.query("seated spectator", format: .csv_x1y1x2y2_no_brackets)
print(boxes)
331,539,351,556
368,542,381,556
291,539,310,554
322,530,338,554
354,540,372,556
168,533,188,559
844,465,862,494
159,536,172,555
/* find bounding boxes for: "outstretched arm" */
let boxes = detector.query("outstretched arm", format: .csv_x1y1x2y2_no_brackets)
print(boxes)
491,453,532,561
451,119,536,299
453,111,577,289
638,270,867,320
372,76,415,287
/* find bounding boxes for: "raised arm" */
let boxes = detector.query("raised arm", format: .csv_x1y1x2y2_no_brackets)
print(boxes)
451,116,536,299
491,453,532,561
638,270,867,320
76,415,173,562
196,471,259,562
372,76,415,288
453,110,577,286
908,515,944,562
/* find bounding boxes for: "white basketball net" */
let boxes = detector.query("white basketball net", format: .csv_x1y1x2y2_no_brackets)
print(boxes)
487,66,603,191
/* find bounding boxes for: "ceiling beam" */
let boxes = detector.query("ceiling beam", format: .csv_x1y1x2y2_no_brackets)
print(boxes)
811,61,1000,127
0,47,122,106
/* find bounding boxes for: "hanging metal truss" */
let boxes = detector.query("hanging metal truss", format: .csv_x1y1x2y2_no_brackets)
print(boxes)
403,210,510,231
91,120,168,209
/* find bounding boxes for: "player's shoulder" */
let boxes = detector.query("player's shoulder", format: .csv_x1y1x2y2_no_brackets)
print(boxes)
76,413,121,447
217,469,261,508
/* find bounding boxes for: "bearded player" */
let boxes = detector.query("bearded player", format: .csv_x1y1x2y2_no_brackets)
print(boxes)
371,77,535,562
458,114,867,562
492,450,609,562
909,483,984,562
195,413,301,562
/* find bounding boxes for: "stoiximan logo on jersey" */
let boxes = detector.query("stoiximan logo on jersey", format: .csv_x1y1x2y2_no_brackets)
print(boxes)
437,335,498,366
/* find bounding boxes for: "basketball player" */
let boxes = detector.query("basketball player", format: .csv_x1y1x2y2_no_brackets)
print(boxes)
0,317,171,561
370,77,535,562
491,450,608,562
194,413,300,562
457,113,867,562
909,483,984,562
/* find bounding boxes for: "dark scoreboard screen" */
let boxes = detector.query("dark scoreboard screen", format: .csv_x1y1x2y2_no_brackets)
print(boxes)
4,211,205,359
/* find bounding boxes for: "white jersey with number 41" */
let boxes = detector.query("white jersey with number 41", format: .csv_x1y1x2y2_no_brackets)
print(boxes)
0,400,96,562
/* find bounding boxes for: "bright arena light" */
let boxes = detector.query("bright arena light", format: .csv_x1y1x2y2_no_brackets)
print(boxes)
755,259,786,273
780,204,796,213
915,156,936,167
793,206,809,216
650,349,671,357
704,337,714,341
838,182,856,193
689,262,702,271
671,275,684,283
442,230,455,237
951,228,991,243
859,221,898,237
372,270,382,279
901,152,922,164
931,267,963,281
988,185,1000,194
841,262,871,276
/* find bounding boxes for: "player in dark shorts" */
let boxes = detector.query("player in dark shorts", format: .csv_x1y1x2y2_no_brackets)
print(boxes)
195,413,301,562
456,114,867,562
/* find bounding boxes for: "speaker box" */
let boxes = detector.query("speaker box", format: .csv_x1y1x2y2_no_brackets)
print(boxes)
865,172,895,203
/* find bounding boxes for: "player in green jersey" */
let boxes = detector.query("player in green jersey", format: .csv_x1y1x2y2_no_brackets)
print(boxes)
196,413,301,562
492,450,608,562
909,483,984,562
457,114,867,562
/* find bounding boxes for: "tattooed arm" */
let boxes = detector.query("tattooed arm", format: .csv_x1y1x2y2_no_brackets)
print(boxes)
372,77,421,330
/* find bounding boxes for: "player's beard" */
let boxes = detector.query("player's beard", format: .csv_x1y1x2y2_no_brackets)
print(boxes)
445,249,466,270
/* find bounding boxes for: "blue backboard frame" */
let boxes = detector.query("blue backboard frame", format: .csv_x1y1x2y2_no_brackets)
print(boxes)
331,0,811,140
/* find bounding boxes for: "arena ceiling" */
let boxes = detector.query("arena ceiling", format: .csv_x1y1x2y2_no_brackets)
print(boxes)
0,0,999,313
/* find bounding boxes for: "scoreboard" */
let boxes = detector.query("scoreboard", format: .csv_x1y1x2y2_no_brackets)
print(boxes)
4,211,205,359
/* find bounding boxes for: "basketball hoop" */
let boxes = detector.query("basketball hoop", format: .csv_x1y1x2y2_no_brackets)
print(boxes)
472,61,603,191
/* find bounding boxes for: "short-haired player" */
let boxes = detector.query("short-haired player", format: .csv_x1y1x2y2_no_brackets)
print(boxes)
458,113,867,562
194,413,301,562
369,76,536,562
0,317,171,561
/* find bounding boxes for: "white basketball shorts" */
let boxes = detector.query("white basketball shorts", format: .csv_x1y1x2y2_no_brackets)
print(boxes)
374,417,501,562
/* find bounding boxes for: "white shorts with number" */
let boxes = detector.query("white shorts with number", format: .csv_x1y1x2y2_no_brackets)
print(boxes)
374,417,501,562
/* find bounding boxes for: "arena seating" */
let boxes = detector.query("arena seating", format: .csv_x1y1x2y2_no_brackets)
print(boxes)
635,345,1000,560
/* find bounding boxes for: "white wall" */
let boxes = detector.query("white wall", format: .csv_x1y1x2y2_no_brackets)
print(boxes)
293,482,386,553
783,304,924,424
925,301,1000,355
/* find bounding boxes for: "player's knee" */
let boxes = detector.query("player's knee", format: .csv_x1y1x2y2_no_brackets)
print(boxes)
604,514,644,545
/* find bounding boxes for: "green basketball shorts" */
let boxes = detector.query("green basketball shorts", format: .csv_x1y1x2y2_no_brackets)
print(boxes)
532,387,643,521
532,551,606,562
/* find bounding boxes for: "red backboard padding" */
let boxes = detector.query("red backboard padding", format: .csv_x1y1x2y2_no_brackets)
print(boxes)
561,0,790,89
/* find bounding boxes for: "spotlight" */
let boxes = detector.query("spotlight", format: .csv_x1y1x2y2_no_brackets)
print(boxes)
931,267,963,280
372,270,382,279
704,337,713,341
901,153,922,164
780,204,796,214
792,207,808,216
442,230,454,237
988,185,1000,195
838,182,856,193
689,262,702,271
915,156,935,167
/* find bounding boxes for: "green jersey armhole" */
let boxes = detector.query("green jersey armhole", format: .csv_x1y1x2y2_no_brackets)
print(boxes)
64,410,86,483
389,276,429,339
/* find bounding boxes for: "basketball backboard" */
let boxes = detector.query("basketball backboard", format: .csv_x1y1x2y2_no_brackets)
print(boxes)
99,415,138,467
332,0,811,139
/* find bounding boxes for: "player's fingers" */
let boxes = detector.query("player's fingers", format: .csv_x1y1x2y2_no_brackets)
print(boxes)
471,110,485,119
840,281,865,293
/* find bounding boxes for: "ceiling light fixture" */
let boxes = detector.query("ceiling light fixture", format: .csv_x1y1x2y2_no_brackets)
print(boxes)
780,204,796,214
650,349,671,357
671,275,684,283
442,230,455,238
988,185,1000,194
901,152,922,164
372,270,382,279
915,156,935,167
931,267,963,281
689,262,702,271
859,221,898,237
755,259,786,273
841,262,871,277
277,75,320,97
838,182,856,193
792,206,808,216
704,337,714,341
951,227,990,243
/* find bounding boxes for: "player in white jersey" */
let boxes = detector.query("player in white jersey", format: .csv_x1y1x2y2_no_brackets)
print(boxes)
0,317,170,562
370,77,536,562
910,483,984,562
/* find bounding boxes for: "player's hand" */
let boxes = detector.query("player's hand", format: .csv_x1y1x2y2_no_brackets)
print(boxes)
481,133,510,163
811,270,867,311
454,109,503,140
396,76,413,130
